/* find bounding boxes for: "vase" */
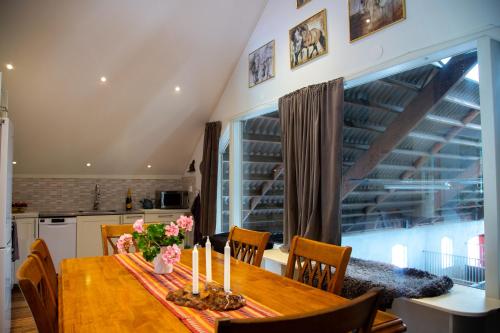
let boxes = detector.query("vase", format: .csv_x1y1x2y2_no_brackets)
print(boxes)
153,247,174,274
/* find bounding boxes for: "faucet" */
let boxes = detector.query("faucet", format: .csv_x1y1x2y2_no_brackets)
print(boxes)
93,184,101,211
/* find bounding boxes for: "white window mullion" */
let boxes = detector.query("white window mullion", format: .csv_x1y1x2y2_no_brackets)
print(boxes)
478,36,500,298
230,121,242,229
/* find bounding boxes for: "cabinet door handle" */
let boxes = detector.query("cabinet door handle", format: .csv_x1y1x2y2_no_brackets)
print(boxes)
125,215,143,219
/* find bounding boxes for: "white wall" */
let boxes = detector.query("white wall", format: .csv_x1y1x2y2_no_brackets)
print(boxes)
190,0,500,187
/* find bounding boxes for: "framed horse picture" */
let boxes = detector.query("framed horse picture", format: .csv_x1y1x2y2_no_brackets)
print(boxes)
289,9,328,69
248,40,275,88
349,0,406,42
296,0,311,9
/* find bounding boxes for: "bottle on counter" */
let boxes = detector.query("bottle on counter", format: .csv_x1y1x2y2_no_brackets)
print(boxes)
126,188,133,211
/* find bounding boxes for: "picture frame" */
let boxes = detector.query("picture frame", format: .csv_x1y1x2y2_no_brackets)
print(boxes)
289,9,328,69
348,0,406,42
248,40,275,88
296,0,311,9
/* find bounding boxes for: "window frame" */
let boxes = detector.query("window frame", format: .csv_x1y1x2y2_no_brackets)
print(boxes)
216,126,230,234
217,35,500,298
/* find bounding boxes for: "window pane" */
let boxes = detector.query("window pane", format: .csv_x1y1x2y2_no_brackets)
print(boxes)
341,50,485,289
240,111,283,233
221,143,230,233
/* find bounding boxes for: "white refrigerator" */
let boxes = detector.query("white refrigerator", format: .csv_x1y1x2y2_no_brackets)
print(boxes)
0,118,13,329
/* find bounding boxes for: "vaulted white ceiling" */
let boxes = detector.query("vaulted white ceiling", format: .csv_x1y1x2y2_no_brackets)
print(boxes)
0,0,267,176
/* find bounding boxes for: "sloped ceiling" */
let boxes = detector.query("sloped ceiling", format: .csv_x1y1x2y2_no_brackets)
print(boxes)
0,0,267,176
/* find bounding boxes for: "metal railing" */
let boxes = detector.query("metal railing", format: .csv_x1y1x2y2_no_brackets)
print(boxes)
421,250,485,289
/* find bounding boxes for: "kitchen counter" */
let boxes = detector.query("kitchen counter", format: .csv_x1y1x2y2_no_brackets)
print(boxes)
39,210,144,218
12,211,39,218
38,208,190,218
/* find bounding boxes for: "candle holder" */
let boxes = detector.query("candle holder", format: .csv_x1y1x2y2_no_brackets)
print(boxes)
166,282,246,311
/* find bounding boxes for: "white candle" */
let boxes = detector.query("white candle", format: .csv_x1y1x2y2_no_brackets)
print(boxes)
205,237,212,283
224,241,231,293
192,245,199,294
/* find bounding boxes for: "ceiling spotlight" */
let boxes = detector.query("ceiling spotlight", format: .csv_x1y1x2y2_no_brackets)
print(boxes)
174,86,181,92
86,162,92,167
365,19,371,23
5,63,14,70
147,164,152,169
100,76,107,83
12,161,16,165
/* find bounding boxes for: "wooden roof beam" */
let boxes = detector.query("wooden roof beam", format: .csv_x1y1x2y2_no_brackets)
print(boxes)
243,164,284,222
365,108,480,214
342,54,478,200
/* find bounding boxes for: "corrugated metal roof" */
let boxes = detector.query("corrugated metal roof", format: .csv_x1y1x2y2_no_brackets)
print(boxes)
226,51,483,234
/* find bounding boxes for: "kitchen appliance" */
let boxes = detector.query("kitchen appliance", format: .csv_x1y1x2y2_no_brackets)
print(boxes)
156,191,189,209
140,198,154,209
0,113,13,330
38,217,77,273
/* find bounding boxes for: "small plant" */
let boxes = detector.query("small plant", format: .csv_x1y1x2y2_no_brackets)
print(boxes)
117,215,193,264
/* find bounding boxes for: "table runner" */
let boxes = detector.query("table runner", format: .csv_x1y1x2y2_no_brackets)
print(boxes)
114,253,282,333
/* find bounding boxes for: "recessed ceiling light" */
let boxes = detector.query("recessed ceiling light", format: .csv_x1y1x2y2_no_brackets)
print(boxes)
175,86,181,92
86,162,92,167
365,19,370,23
5,63,14,70
100,76,107,83
12,161,16,165
147,164,152,169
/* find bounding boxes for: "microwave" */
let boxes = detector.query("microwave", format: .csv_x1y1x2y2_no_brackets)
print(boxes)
156,191,190,209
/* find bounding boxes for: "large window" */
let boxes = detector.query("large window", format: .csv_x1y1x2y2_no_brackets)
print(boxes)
341,49,485,289
240,111,283,234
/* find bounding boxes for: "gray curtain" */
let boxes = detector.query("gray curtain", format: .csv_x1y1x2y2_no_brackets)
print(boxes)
279,78,344,246
200,121,222,239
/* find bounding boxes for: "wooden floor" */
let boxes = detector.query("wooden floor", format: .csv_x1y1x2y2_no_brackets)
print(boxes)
10,286,37,333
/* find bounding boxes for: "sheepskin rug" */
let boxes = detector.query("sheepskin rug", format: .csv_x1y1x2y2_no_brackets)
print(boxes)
341,258,454,309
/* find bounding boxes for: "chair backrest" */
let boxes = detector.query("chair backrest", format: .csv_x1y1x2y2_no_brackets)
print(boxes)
227,226,271,267
30,239,57,301
101,224,140,256
216,287,383,333
17,255,58,333
285,236,352,295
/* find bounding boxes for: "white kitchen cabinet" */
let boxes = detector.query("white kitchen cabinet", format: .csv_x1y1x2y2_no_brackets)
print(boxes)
12,215,37,283
144,210,190,224
121,213,145,225
76,215,121,258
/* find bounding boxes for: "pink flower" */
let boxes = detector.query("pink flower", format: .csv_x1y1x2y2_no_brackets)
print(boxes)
162,244,181,265
165,222,179,237
133,218,144,233
116,234,134,254
176,215,193,232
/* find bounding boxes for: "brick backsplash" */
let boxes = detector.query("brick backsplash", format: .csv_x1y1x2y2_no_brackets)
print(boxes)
13,177,195,212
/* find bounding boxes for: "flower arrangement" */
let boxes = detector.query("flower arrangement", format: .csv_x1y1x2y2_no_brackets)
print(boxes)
117,215,193,266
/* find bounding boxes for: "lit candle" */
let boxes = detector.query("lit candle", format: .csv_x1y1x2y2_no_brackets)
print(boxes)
192,245,199,294
224,241,231,293
205,237,212,283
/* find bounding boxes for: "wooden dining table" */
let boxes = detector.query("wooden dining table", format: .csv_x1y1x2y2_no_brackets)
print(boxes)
59,248,406,332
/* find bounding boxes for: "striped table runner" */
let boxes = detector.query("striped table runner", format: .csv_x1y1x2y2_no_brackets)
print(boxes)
114,253,282,333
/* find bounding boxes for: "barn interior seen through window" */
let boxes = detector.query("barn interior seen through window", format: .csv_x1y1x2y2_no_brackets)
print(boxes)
341,49,485,289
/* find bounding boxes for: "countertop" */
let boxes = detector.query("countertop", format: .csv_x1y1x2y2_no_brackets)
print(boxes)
36,208,190,218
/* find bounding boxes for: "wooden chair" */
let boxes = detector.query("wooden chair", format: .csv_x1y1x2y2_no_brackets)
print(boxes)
227,226,271,267
101,224,142,255
285,236,352,295
30,239,58,301
216,287,383,333
17,254,58,333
